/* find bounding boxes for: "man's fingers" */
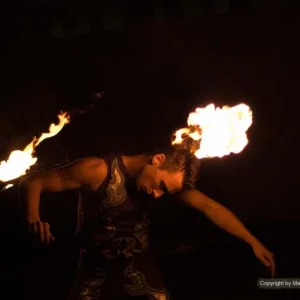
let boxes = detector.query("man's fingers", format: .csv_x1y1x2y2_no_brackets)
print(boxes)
268,263,275,278
38,222,45,243
261,254,276,277
270,265,276,278
29,221,40,234
259,254,272,268
43,222,51,244
49,234,55,242
266,252,276,277
269,257,276,277
32,222,38,234
44,222,54,244
29,221,54,244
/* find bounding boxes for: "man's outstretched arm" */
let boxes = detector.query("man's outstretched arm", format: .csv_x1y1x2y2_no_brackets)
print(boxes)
181,188,275,277
19,157,108,243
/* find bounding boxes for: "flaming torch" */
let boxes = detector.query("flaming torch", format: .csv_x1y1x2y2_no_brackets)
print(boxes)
0,112,70,189
172,103,253,159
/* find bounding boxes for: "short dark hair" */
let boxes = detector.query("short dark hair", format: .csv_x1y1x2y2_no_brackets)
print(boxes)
149,145,201,189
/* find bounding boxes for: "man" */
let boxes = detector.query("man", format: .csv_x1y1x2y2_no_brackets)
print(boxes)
21,146,275,299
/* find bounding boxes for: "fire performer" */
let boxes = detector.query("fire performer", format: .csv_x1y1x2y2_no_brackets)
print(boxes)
20,145,275,300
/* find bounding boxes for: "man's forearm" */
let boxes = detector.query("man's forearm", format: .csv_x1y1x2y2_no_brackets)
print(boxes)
181,189,260,247
20,179,42,221
25,189,41,221
202,199,259,246
181,189,275,274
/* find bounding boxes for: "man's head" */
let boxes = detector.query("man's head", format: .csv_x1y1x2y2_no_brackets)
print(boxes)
136,146,200,198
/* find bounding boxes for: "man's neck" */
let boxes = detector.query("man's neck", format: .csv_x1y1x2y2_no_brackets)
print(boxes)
121,154,150,178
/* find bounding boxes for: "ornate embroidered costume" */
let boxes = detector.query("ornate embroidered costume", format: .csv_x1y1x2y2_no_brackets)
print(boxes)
67,154,169,300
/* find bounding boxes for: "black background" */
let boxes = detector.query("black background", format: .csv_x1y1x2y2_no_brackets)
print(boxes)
0,1,299,299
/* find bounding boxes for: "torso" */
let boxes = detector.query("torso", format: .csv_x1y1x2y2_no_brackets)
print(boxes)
70,155,168,298
76,153,150,252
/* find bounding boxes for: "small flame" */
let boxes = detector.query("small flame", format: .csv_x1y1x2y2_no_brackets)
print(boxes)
0,112,70,184
3,184,13,190
172,103,253,159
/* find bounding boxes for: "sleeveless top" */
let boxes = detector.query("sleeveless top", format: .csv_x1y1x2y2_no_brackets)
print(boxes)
75,153,150,252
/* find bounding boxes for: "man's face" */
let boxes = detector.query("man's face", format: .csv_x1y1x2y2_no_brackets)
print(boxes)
136,154,184,199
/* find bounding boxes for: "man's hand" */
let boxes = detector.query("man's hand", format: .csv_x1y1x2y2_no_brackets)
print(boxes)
28,217,55,244
252,242,275,277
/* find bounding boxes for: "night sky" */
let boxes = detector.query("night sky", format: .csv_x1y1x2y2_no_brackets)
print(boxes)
0,1,299,299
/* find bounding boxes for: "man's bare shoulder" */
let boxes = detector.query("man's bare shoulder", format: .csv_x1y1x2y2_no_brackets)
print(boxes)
67,156,108,190
84,156,108,174
67,156,107,174
73,156,106,167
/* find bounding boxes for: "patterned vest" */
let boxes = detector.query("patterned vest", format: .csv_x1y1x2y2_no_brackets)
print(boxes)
76,153,150,252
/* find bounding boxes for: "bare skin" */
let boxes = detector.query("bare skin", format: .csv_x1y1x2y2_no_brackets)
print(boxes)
21,154,183,242
181,189,276,277
20,153,275,276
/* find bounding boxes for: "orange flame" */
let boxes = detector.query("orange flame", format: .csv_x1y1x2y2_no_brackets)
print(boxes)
172,103,253,159
0,112,70,186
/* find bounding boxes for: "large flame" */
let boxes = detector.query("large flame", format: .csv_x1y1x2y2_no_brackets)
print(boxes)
172,103,252,159
0,112,70,185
